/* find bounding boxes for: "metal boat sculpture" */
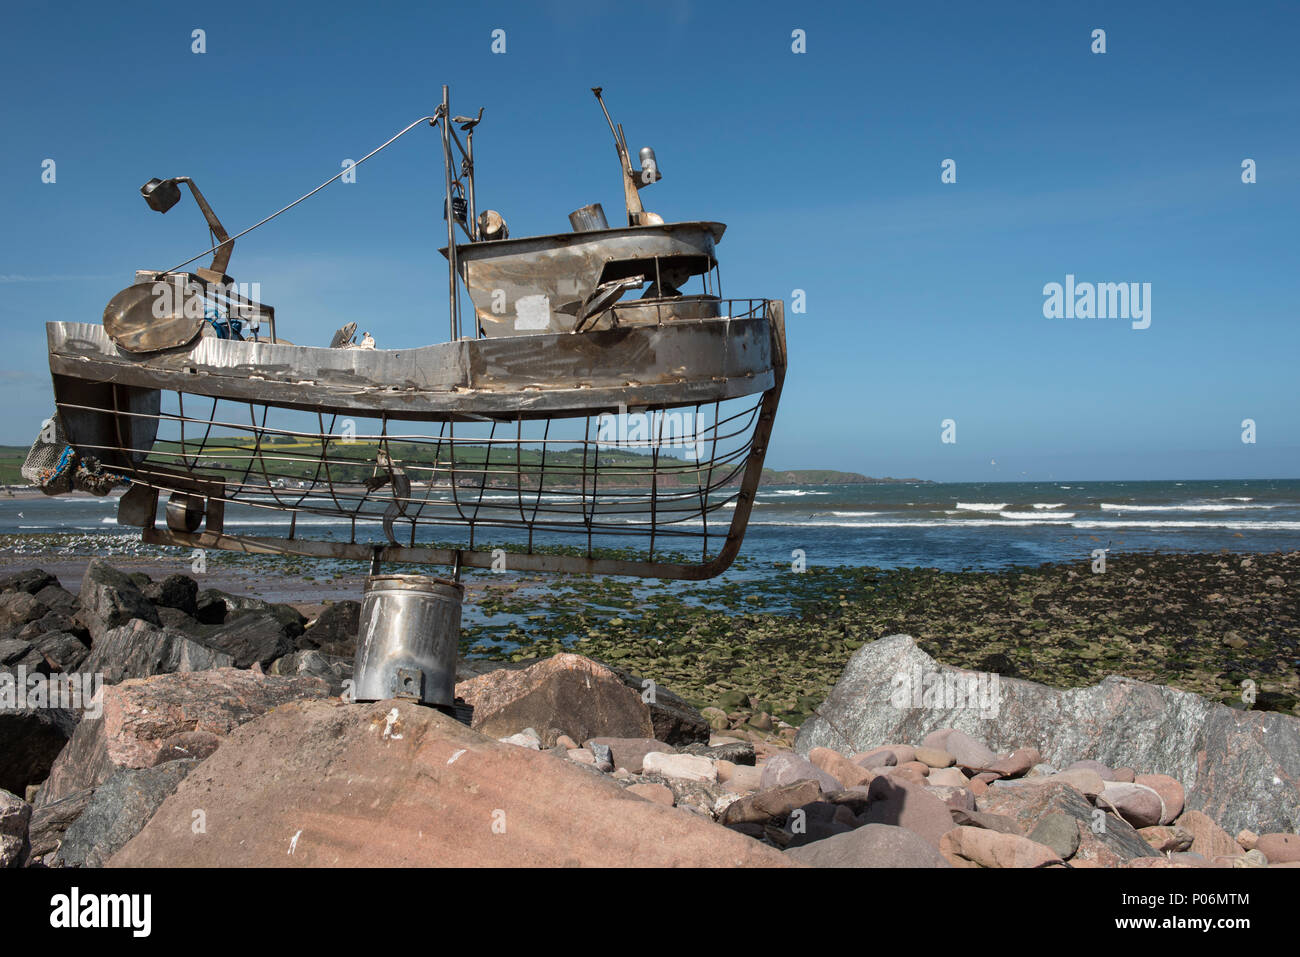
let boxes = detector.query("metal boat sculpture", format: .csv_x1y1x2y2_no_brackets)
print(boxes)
37,87,787,588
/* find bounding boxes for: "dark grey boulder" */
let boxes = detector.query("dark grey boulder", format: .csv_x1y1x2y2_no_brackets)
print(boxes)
31,632,90,672
77,559,159,639
297,600,360,655
23,788,93,866
0,591,49,629
142,574,199,617
606,664,710,745
0,569,58,595
55,760,199,867
202,611,296,669
82,619,233,684
796,634,1300,835
32,583,78,612
269,649,353,696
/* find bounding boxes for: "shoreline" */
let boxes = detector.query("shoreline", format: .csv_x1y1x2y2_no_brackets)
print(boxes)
2,545,1295,725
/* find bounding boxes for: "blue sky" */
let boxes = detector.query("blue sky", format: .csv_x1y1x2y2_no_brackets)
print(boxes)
1,0,1296,481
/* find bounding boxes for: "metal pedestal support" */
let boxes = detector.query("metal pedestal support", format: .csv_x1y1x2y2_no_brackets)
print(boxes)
352,573,473,724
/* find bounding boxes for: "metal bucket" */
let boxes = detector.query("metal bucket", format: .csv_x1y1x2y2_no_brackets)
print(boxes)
352,574,463,706
568,203,609,233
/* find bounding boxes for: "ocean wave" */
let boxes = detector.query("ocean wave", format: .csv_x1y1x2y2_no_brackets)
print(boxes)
955,502,1007,511
1100,502,1278,512
1032,503,1065,509
999,511,1075,520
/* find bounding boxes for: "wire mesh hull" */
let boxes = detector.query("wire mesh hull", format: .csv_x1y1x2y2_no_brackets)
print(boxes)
48,305,785,579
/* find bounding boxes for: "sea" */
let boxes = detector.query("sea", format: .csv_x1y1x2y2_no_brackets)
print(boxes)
2,478,1298,574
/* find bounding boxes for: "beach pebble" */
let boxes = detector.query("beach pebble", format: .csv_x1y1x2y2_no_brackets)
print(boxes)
500,730,542,749
937,730,998,770
566,748,596,765
808,746,875,789
1135,773,1185,824
1256,833,1300,863
1139,825,1194,853
642,752,716,784
1048,768,1105,799
1176,810,1243,860
926,766,969,788
986,747,1042,778
914,747,954,769
760,753,839,793
1098,782,1165,829
1111,767,1136,783
940,826,1062,868
1064,759,1116,781
1236,829,1259,850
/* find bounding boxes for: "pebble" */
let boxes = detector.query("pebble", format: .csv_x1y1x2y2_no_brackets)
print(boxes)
1097,782,1165,829
926,767,969,788
759,752,839,793
1028,812,1081,860
985,747,1041,778
808,746,876,788
1256,833,1300,863
1236,828,1259,851
1134,773,1185,824
642,752,717,784
500,730,542,749
913,747,955,769
938,730,998,770
940,826,1062,868
1047,768,1105,799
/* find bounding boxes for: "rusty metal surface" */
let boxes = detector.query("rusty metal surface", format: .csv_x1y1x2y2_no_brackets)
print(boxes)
49,305,771,418
447,221,725,337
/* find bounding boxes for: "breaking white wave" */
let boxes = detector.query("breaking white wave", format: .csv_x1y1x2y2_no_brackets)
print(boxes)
1032,503,1065,509
999,511,1075,520
1100,502,1277,512
955,502,1007,511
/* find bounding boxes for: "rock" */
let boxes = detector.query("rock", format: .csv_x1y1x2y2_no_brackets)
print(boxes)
626,782,674,806
1236,828,1259,850
456,653,654,744
977,779,1160,867
30,631,89,672
1175,810,1244,860
808,746,875,788
500,731,542,749
782,801,857,847
1047,768,1106,800
939,826,1063,868
55,760,199,867
986,748,1042,778
152,730,221,766
701,707,729,732
0,591,48,628
642,752,716,784
939,731,998,770
1098,782,1166,829
587,737,676,774
1065,759,1116,780
914,747,954,768
297,600,361,656
796,633,1300,834
83,619,234,684
1112,767,1136,783
927,767,969,788
926,784,975,811
785,822,950,868
0,568,59,595
759,753,839,794
720,780,823,827
604,665,710,745
77,559,160,639
1028,812,1081,860
1139,825,1194,853
951,808,1024,835
1234,849,1269,867
0,705,78,796
853,747,899,769
33,583,79,613
858,775,956,848
683,739,756,765
1255,833,1300,863
36,667,330,805
1135,773,1185,824
269,649,352,696
193,590,228,625
0,789,31,868
109,698,791,867
719,763,763,793
142,574,199,617
22,788,93,865
201,611,297,669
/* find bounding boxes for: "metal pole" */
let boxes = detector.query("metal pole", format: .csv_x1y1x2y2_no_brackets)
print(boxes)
440,85,460,342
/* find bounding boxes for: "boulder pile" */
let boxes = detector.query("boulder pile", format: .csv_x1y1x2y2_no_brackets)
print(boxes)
3,563,1297,868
